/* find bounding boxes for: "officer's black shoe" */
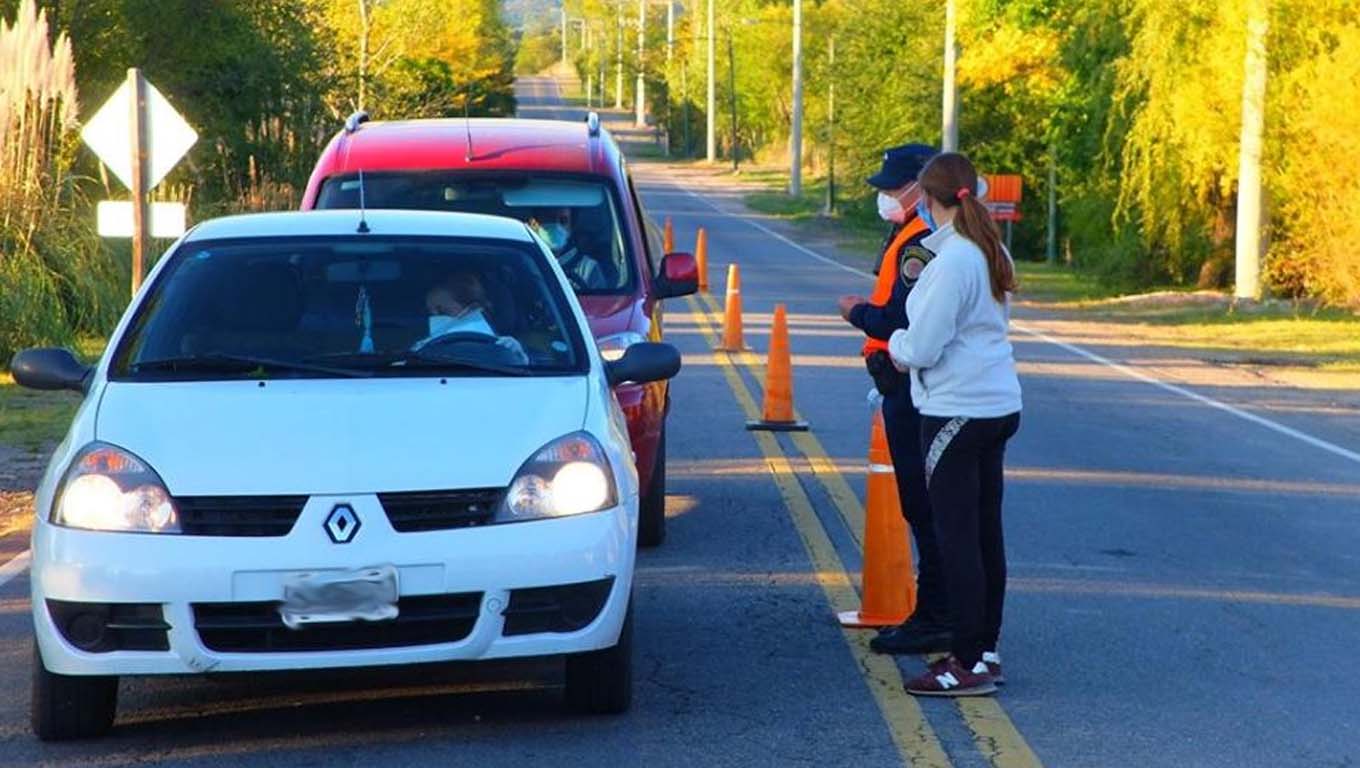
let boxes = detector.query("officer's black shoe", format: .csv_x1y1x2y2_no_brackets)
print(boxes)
868,616,952,655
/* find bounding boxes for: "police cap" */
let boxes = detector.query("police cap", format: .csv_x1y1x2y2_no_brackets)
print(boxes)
866,143,937,190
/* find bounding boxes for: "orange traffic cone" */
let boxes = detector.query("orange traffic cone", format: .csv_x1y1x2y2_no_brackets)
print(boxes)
747,304,808,432
695,228,709,292
663,216,675,254
838,408,916,628
716,264,745,352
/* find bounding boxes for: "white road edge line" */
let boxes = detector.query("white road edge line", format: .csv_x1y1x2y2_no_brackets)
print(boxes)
0,550,32,589
662,178,1360,468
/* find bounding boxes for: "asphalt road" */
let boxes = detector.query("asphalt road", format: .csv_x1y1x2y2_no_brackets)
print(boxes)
0,76,1357,767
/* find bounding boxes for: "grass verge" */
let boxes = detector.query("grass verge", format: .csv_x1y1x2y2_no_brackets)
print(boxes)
0,337,105,452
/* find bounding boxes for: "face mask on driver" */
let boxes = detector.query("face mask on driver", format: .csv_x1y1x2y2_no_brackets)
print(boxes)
427,308,493,338
541,222,571,251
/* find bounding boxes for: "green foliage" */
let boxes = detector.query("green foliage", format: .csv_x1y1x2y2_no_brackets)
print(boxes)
0,1,123,365
0,0,521,368
516,29,561,75
562,0,1358,308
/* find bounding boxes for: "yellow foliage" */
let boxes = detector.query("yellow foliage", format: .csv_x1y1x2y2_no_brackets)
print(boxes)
958,23,1063,97
1271,23,1360,308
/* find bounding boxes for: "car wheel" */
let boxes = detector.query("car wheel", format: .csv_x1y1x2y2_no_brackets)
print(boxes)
563,601,633,715
31,641,118,741
637,428,667,548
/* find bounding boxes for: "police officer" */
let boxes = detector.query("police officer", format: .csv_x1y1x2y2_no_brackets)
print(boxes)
836,143,949,655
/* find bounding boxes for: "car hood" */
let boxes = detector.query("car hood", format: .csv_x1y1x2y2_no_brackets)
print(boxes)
94,377,589,496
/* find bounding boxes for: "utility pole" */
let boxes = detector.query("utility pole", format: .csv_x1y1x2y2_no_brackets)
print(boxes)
636,0,647,127
706,0,716,162
728,33,738,173
666,1,674,65
585,26,594,106
1234,0,1268,300
789,0,803,197
825,35,836,215
615,5,624,109
561,7,568,68
942,0,958,152
682,58,691,155
1046,143,1058,263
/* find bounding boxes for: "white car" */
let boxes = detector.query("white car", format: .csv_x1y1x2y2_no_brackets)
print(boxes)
10,209,681,740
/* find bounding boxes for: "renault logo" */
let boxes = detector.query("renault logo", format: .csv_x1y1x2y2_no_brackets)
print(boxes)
324,504,361,543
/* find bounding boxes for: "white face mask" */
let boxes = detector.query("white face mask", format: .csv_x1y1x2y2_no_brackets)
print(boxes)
876,192,905,223
427,308,493,338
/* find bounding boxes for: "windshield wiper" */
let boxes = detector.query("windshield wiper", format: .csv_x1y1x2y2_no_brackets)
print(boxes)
304,350,535,377
396,350,533,377
132,353,371,379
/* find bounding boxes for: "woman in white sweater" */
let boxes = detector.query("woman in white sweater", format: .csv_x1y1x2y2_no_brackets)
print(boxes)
888,153,1022,697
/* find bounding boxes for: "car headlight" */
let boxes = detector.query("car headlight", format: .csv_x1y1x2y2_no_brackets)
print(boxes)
53,443,181,533
596,331,646,362
497,432,618,523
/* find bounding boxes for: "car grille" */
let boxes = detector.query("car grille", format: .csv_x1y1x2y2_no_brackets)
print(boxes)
378,489,502,532
192,593,483,652
175,495,307,537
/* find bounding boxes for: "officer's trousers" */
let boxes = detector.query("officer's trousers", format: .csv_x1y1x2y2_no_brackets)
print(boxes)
881,386,946,621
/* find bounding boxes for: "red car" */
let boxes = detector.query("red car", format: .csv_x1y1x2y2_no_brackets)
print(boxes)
301,112,696,546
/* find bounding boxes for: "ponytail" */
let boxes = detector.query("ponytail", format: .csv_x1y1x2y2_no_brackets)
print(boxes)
918,153,1016,302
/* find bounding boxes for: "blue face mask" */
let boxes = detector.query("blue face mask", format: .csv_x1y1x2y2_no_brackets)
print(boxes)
915,198,938,232
542,222,570,251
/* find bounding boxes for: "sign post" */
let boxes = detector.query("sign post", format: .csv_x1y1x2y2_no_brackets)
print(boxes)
81,69,197,297
128,69,150,295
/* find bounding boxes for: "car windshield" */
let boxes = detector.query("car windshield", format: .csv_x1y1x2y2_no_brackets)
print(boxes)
315,174,635,295
109,235,587,381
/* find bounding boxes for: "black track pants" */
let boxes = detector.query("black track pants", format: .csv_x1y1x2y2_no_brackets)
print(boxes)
920,412,1021,667
882,389,946,621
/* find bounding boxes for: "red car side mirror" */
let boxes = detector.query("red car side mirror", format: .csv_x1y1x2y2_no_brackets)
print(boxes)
656,252,698,299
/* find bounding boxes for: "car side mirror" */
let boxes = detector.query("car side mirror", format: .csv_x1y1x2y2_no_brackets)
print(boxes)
654,252,698,299
10,348,93,393
605,342,681,387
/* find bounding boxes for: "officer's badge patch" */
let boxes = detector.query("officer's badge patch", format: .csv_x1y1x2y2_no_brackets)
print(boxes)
900,246,933,285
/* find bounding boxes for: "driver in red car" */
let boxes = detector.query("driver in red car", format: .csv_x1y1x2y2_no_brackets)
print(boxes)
528,206,607,290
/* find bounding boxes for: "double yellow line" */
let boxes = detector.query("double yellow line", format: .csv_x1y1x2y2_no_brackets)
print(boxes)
684,291,1042,768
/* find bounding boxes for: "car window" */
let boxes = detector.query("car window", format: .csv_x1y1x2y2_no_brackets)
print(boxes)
316,173,635,296
109,236,588,381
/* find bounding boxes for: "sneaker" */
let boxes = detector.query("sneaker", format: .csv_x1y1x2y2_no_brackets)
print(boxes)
868,616,952,655
906,656,997,697
981,651,1005,685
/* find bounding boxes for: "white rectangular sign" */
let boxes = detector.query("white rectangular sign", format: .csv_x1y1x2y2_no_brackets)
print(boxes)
96,201,187,239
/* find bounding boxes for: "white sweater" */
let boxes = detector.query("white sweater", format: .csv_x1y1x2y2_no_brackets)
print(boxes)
888,223,1022,418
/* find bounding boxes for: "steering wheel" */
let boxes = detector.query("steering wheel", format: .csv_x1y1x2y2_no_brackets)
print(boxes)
420,331,499,350
562,268,591,291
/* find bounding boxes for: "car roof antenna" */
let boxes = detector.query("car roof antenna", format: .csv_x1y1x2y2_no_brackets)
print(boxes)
464,88,475,162
356,168,370,234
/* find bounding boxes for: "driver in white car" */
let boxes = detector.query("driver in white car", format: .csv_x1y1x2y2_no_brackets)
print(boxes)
414,272,528,363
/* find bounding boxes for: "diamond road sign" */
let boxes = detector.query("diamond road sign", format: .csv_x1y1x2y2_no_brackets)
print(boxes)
80,78,197,190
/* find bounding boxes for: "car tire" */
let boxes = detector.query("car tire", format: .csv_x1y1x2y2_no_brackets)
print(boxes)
31,642,118,741
563,601,633,715
637,428,667,548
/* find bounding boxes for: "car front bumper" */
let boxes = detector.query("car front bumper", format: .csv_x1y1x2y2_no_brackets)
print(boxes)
31,494,636,676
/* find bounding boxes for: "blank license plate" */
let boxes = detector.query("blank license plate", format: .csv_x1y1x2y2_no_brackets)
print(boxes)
278,565,399,630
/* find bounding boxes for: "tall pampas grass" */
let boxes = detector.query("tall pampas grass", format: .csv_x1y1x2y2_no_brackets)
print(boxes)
1,0,119,365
